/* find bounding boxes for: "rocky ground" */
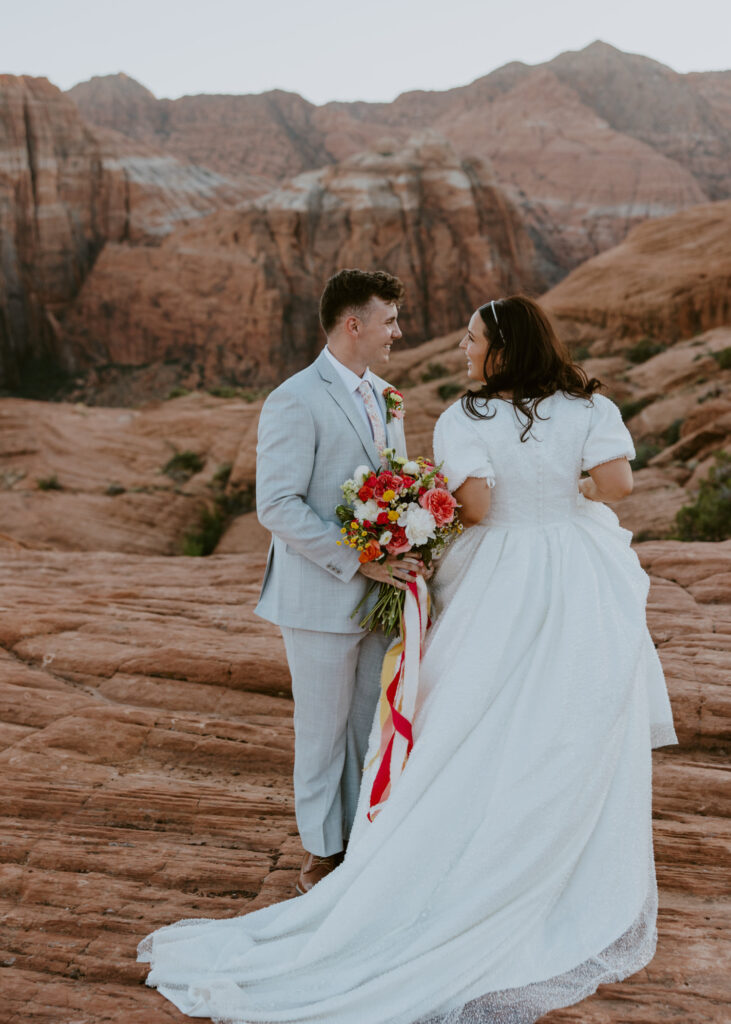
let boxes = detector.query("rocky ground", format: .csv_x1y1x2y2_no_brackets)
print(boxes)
0,540,728,1023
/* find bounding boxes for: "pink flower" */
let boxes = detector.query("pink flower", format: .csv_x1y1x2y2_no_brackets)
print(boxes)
419,487,457,526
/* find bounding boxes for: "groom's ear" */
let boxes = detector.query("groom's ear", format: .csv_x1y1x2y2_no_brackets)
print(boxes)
344,314,361,338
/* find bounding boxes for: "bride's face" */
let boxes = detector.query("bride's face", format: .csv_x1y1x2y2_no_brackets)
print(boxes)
459,311,493,382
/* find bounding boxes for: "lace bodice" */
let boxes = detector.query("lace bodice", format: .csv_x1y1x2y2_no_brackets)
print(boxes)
433,393,635,528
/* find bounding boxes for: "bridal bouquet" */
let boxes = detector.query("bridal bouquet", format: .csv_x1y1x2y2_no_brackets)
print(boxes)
336,449,462,635
336,451,462,820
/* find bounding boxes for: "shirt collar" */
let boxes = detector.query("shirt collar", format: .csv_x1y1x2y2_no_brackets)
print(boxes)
324,346,376,394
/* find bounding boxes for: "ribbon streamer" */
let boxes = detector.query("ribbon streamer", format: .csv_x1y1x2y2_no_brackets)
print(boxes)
367,575,429,821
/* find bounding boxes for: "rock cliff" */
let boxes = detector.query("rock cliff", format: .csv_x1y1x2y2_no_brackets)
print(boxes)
56,138,540,395
0,76,254,392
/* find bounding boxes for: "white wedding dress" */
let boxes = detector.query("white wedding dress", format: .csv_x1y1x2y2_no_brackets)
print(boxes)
138,392,677,1024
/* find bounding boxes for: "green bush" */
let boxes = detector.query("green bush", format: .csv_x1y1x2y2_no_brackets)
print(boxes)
167,387,190,399
182,481,256,556
626,338,666,365
619,395,654,421
632,442,661,470
662,419,683,448
37,475,62,491
163,450,205,482
106,483,126,496
571,344,591,361
437,382,463,402
674,452,731,541
207,386,241,399
421,362,449,382
712,347,731,370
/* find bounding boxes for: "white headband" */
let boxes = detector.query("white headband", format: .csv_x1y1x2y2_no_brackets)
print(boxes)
489,299,507,345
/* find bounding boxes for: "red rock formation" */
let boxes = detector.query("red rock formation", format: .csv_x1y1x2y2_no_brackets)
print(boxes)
57,137,540,390
0,76,255,392
68,44,726,280
542,200,731,345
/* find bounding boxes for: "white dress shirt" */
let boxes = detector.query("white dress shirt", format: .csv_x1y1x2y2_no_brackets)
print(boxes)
323,346,386,434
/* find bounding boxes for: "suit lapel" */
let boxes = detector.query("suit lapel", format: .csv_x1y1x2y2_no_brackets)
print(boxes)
315,350,381,469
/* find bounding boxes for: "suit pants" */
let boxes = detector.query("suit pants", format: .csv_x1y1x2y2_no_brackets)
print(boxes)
280,625,390,857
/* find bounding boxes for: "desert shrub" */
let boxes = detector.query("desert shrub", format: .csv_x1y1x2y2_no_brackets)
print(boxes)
437,382,463,401
37,475,62,491
626,338,666,364
619,395,654,421
182,480,256,556
421,362,449,382
571,344,591,361
106,483,126,496
674,452,731,541
631,442,661,470
167,387,190,399
163,450,205,482
207,386,241,399
662,419,684,447
712,347,731,370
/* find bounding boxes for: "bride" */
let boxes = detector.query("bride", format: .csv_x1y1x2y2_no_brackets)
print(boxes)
138,295,676,1024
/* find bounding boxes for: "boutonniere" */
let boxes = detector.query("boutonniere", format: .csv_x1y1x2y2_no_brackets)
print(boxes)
383,386,405,423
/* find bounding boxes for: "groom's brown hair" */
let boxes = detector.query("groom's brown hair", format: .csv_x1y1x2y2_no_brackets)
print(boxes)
319,269,405,333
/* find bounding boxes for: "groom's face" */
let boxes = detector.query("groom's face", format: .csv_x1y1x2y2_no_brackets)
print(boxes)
357,298,402,365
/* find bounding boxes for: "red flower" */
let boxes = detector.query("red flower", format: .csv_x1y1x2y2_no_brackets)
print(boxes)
374,472,404,498
358,484,374,501
376,512,390,525
385,526,411,555
419,487,457,526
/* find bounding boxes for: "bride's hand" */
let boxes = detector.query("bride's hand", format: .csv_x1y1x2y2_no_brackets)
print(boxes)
578,477,599,501
359,555,424,590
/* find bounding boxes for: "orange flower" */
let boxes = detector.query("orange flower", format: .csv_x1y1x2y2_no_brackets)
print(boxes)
358,539,382,563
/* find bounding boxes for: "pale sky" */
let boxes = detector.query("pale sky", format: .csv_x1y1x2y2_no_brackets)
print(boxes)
2,0,729,104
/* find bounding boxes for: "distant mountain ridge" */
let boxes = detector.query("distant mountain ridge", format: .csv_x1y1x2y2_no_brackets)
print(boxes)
67,42,730,201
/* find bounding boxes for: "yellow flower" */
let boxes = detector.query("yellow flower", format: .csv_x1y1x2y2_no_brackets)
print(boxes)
382,489,396,501
388,509,400,522
351,521,358,528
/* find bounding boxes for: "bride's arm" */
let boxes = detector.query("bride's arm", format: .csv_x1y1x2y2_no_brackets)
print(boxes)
454,476,492,528
579,457,633,502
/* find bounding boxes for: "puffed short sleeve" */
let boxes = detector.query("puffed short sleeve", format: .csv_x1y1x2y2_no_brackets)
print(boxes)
433,404,496,491
581,395,636,472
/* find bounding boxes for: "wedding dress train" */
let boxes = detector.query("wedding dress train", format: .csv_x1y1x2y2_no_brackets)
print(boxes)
138,392,676,1024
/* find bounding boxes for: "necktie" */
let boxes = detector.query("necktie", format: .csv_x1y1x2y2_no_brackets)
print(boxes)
357,380,388,466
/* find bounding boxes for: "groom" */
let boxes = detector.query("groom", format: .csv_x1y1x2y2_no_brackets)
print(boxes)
255,269,417,894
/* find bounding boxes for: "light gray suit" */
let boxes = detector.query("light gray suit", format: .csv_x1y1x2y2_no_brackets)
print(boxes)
255,348,407,855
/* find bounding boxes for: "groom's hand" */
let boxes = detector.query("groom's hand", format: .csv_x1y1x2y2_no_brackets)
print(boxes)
358,555,424,590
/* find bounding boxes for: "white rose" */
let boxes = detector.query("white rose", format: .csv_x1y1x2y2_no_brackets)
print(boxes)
403,460,420,475
354,498,380,523
354,465,371,483
379,530,393,545
399,505,436,546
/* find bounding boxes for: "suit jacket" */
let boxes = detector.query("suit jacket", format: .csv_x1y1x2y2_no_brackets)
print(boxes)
255,349,408,633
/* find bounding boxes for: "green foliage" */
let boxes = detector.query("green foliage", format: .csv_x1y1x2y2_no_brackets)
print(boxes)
166,387,191,399
662,419,683,448
106,483,126,496
207,386,241,399
619,395,653,422
36,475,62,491
712,347,731,370
674,452,731,542
421,362,449,382
163,450,205,482
626,338,667,365
182,478,256,557
571,344,591,361
437,382,463,402
631,442,661,470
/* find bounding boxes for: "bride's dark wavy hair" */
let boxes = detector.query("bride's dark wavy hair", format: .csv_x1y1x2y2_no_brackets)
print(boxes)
461,295,602,441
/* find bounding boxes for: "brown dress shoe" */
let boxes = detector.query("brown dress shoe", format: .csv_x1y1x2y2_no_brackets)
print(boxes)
296,850,343,895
